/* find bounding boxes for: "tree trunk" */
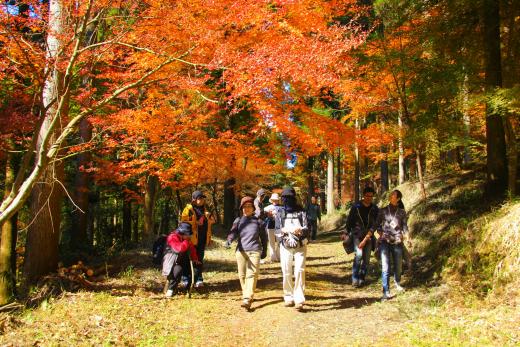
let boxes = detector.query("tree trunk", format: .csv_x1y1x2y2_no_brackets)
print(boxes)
23,0,67,287
211,180,221,225
504,115,517,196
336,149,342,203
223,178,236,229
354,119,360,202
416,147,427,199
398,108,406,185
143,175,159,241
132,203,139,243
462,72,472,166
380,146,389,195
326,153,334,214
71,118,92,248
483,0,507,195
122,199,132,243
0,146,18,305
307,156,315,204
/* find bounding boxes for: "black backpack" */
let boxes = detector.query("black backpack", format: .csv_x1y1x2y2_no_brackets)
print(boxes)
152,234,167,265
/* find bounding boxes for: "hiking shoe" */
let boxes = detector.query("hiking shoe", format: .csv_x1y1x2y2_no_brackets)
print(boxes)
358,279,365,287
381,292,393,301
165,289,174,298
195,281,204,288
179,281,189,289
241,299,251,310
295,303,304,311
352,279,359,287
395,283,405,292
284,301,294,307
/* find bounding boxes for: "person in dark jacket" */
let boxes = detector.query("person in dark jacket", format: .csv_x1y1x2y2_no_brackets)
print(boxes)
226,196,268,310
162,222,201,297
275,187,309,311
341,187,379,287
375,189,409,301
306,196,321,241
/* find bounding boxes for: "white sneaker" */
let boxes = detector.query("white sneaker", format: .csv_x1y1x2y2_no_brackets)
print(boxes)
195,281,204,288
395,283,405,292
165,289,174,297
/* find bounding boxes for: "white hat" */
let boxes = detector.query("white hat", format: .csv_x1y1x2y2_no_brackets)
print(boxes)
269,193,280,203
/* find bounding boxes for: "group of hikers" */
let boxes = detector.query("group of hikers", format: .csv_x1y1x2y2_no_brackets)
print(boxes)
159,186,409,310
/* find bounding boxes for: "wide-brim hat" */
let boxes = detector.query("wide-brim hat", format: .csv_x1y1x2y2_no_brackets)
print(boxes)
269,193,280,203
240,196,255,209
177,222,193,236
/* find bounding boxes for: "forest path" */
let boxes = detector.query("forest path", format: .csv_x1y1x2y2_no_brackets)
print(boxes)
2,228,518,346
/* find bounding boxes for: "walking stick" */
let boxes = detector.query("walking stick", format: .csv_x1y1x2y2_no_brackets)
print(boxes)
188,260,195,298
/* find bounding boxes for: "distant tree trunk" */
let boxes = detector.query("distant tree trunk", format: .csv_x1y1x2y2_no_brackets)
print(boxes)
462,73,472,166
504,115,517,196
307,156,315,204
122,199,132,242
132,204,139,243
416,146,427,199
211,180,221,225
326,153,334,213
71,118,92,248
223,178,236,229
483,0,507,195
381,147,389,194
0,145,18,305
336,149,342,203
398,108,406,185
354,119,360,202
143,175,159,241
23,0,67,287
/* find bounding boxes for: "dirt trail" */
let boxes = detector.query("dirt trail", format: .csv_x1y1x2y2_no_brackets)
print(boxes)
4,229,517,346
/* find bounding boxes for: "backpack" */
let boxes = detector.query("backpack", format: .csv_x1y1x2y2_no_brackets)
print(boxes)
152,234,167,265
279,210,307,248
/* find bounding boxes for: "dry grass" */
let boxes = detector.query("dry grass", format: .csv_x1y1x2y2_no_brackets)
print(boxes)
2,174,520,346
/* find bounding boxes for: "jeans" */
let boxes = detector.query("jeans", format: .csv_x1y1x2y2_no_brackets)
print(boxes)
280,243,307,305
235,250,261,300
352,236,372,282
380,242,403,294
308,219,318,240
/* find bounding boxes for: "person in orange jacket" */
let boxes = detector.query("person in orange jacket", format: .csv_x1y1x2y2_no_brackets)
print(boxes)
180,190,214,288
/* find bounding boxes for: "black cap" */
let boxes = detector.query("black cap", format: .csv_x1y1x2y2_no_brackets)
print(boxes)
177,222,193,236
281,187,296,197
192,190,206,200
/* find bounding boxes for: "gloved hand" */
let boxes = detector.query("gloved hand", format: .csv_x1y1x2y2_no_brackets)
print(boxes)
285,234,298,248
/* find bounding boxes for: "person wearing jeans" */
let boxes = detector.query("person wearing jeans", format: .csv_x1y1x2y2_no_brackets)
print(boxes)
306,196,321,241
375,189,409,300
341,187,378,287
226,196,267,310
275,187,308,311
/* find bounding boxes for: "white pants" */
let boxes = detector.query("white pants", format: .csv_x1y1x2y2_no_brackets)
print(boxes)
280,243,307,305
267,229,280,262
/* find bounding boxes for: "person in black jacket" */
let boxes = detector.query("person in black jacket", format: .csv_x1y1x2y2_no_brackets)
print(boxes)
341,187,379,287
226,196,268,310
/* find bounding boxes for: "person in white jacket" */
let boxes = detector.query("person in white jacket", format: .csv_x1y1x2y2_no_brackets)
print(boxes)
264,193,282,262
275,187,308,311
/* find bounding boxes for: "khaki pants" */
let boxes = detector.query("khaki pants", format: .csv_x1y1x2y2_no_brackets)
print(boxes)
280,243,307,305
235,250,261,300
267,229,280,262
